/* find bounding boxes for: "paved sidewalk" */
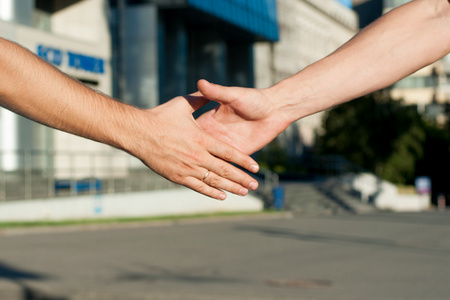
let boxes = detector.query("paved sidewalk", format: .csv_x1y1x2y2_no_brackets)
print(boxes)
0,210,449,300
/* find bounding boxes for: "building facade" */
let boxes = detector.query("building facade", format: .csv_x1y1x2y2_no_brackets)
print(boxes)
0,0,279,178
110,0,279,115
254,0,358,156
0,0,115,176
0,0,360,177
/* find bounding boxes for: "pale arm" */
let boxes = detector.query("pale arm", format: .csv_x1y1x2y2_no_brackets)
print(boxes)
0,38,259,200
274,0,450,122
197,0,450,154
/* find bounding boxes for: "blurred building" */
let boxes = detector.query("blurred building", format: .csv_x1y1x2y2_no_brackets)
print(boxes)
0,0,114,175
0,0,360,175
0,0,279,178
254,0,358,156
353,0,382,28
110,0,279,111
354,0,450,123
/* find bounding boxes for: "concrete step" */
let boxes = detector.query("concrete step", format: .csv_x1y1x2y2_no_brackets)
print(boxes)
273,178,377,216
319,177,377,214
281,182,349,215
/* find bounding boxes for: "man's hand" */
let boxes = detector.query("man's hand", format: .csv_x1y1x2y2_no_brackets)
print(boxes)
125,93,260,200
0,39,258,201
196,79,290,155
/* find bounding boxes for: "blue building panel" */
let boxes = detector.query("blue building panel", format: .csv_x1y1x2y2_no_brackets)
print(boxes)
186,0,279,41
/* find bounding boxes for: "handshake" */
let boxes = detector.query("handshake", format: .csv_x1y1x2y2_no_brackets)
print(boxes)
1,0,446,199
0,37,295,201
137,79,292,200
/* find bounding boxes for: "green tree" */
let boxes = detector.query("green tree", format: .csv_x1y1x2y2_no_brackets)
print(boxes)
316,92,426,184
257,137,289,174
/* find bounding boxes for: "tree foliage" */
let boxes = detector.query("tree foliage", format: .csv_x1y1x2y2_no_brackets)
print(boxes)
316,92,427,184
257,137,290,174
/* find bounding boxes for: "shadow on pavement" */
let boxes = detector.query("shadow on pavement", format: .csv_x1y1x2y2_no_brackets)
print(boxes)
115,264,242,285
235,225,450,256
339,211,450,227
0,262,66,300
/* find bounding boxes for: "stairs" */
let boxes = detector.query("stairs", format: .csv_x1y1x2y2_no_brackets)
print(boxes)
280,179,377,215
320,177,378,214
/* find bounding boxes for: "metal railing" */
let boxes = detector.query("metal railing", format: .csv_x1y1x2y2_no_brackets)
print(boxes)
0,149,179,202
0,149,382,205
254,154,380,206
293,154,386,204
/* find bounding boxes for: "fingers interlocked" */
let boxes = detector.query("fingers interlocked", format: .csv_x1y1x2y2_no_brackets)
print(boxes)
176,93,259,200
194,153,257,200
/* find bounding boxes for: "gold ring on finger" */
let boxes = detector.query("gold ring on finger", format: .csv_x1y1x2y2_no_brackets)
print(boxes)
202,170,210,181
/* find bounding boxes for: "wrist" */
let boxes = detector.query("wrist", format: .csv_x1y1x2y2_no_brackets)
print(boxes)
267,75,314,125
267,62,339,125
100,100,147,155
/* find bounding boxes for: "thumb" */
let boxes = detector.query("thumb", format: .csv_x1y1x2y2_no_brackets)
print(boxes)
197,79,238,104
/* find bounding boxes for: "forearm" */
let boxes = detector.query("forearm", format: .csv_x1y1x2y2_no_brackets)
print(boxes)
0,38,133,151
0,38,261,199
271,0,450,123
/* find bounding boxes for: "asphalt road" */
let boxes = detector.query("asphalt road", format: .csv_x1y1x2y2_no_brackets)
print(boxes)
0,211,450,300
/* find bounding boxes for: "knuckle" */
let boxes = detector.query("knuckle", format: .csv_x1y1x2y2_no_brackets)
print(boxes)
223,148,235,161
193,182,207,193
171,170,187,184
218,164,232,178
209,175,221,187
192,136,207,149
171,172,183,182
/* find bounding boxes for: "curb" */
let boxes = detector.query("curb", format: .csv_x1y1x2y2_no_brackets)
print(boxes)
0,212,293,237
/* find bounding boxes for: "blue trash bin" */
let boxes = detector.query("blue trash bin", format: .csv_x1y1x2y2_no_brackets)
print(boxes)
272,186,285,210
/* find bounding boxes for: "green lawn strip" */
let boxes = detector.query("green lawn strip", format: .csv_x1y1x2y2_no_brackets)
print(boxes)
0,210,281,229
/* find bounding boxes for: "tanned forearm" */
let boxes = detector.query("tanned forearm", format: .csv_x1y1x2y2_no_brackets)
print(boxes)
0,38,133,151
270,0,450,124
0,38,261,199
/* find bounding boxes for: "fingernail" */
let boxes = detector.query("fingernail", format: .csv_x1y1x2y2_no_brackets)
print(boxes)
250,165,259,173
239,188,248,196
249,182,258,191
218,193,226,201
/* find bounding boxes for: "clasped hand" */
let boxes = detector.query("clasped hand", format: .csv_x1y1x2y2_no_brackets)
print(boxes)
131,93,260,200
196,79,290,155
